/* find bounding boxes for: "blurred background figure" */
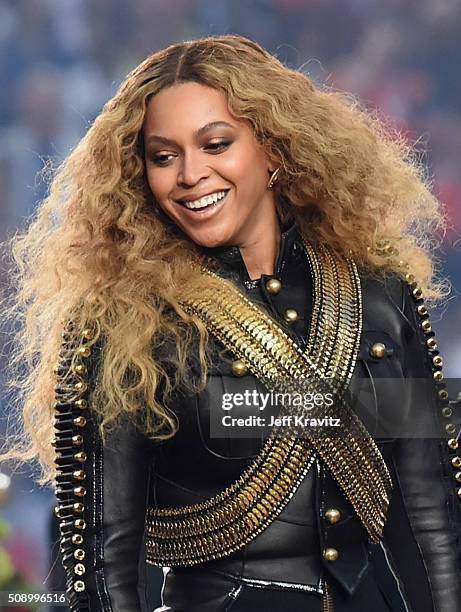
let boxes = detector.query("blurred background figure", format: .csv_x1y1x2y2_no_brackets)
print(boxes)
0,0,459,608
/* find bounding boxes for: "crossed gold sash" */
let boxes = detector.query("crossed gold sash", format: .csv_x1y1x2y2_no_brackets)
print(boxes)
145,239,392,567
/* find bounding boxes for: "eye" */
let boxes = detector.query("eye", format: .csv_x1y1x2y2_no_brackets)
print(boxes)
150,153,176,166
204,139,232,153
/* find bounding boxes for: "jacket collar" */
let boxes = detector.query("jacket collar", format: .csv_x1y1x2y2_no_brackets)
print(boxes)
201,222,301,286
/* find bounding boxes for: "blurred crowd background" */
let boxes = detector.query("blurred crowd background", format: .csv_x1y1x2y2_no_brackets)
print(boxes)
0,0,460,607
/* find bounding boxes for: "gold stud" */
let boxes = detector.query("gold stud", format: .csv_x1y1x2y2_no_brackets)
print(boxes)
73,416,87,427
74,549,85,561
446,423,456,435
426,338,438,350
72,435,83,446
231,360,248,377
74,452,87,463
75,381,87,393
455,472,461,483
74,519,86,530
416,305,428,316
438,389,449,401
448,439,459,450
405,273,415,284
75,399,88,409
323,548,339,562
433,371,444,382
82,328,95,340
73,469,86,481
370,342,387,359
73,502,84,513
412,287,423,299
433,355,443,367
77,346,91,358
442,407,452,418
74,563,85,576
284,309,299,323
75,364,87,376
265,278,282,295
72,534,83,545
325,508,341,524
74,580,86,592
74,486,86,497
421,320,432,333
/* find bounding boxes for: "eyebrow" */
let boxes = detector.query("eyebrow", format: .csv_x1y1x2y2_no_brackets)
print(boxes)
145,121,235,147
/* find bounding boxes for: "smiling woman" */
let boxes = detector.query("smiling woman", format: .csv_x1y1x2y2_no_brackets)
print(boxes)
2,34,460,612
143,82,281,277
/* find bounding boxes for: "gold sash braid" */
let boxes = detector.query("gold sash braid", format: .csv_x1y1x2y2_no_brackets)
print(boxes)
145,239,392,567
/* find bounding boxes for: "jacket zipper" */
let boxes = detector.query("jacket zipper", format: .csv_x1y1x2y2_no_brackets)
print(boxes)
323,581,334,612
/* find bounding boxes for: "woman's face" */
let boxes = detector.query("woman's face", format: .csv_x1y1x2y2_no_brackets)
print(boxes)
143,81,278,248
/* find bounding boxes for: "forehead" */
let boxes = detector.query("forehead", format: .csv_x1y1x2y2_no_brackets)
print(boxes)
143,82,237,134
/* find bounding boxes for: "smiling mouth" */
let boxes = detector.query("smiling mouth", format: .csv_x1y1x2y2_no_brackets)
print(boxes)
178,190,230,211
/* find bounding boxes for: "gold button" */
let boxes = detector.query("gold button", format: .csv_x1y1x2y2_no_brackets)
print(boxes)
231,360,248,377
458,488,461,499
284,309,299,323
446,423,456,435
266,278,282,295
74,519,86,530
433,355,443,367
73,416,87,427
325,508,341,524
74,486,86,497
448,438,458,450
370,342,387,358
438,389,449,401
72,534,83,545
455,472,461,483
442,407,452,418
72,435,83,446
426,338,438,350
74,452,87,463
73,502,84,513
74,364,87,376
73,469,86,481
433,371,444,382
323,547,339,562
452,456,461,469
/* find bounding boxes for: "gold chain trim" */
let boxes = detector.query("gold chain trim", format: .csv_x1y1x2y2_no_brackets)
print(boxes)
145,239,392,567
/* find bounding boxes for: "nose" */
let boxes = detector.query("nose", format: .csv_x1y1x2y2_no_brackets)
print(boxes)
177,151,210,187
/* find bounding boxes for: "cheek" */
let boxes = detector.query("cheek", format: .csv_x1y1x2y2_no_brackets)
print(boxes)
146,168,174,202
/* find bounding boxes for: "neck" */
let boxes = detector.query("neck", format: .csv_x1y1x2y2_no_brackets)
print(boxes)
238,211,281,280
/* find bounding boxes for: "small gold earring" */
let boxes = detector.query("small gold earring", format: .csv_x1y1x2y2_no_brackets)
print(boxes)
267,167,281,189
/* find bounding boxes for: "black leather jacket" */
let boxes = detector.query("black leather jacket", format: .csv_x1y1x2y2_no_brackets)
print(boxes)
54,224,461,611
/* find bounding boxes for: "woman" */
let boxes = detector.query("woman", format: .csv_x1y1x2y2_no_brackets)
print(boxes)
3,35,461,611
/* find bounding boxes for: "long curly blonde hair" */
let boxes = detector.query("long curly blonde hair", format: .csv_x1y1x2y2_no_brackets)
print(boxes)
1,34,446,484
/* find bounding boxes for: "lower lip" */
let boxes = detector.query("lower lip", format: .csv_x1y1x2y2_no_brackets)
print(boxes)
177,191,230,221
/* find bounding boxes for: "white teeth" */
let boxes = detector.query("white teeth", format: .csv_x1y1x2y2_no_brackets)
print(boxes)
183,190,227,209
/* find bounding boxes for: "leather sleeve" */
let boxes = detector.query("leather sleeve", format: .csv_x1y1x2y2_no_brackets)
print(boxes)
391,279,461,611
53,330,154,611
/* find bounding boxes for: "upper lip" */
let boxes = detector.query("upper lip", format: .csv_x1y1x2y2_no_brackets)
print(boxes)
175,189,229,203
